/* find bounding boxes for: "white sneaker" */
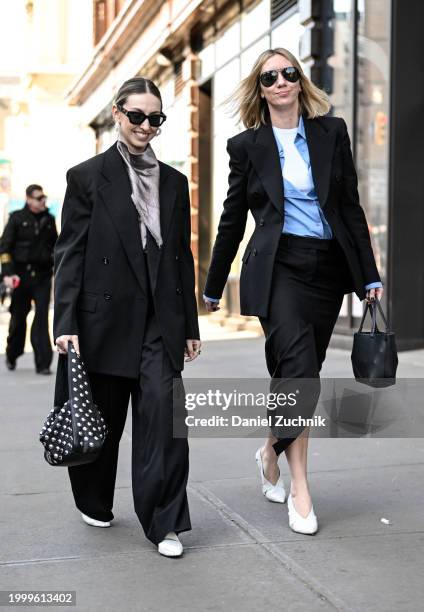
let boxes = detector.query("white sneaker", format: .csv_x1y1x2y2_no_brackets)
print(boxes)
287,494,318,535
255,448,286,503
81,512,111,528
158,532,183,557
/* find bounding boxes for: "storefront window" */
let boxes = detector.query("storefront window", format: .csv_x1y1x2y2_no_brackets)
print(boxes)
329,0,355,133
329,0,355,319
157,98,189,172
354,0,391,316
213,57,241,241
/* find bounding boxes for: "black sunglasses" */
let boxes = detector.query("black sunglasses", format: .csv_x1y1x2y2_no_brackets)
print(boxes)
32,194,47,201
117,104,167,127
260,67,300,88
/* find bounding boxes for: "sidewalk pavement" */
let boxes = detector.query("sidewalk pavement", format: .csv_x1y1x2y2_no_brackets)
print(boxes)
1,313,424,611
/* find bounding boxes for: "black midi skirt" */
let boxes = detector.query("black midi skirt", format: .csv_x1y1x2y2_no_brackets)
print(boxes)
259,233,353,455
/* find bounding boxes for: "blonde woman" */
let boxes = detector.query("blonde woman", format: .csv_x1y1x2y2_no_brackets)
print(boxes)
204,49,382,534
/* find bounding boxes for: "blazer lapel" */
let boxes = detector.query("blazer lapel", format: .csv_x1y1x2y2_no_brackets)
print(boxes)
98,143,148,296
141,161,177,294
158,161,176,246
244,114,338,214
245,123,284,217
302,113,337,209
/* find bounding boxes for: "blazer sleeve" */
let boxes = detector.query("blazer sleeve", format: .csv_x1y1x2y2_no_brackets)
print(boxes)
53,168,92,340
338,118,381,285
180,175,200,340
0,212,18,276
203,137,249,299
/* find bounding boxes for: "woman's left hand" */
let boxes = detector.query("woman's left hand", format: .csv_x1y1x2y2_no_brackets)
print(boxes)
185,339,202,362
365,286,384,304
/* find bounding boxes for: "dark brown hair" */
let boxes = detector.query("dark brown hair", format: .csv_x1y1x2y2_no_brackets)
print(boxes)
114,77,162,109
25,184,43,197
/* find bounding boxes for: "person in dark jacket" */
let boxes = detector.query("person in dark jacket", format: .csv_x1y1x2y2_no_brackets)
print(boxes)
204,48,383,535
0,184,57,373
53,77,201,557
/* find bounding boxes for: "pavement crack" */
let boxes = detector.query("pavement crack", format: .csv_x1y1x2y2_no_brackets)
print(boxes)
189,483,356,612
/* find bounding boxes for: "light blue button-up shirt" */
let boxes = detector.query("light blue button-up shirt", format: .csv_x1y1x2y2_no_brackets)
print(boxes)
273,116,333,240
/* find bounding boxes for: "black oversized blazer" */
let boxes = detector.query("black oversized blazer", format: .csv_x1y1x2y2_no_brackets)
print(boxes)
53,142,199,379
204,112,381,318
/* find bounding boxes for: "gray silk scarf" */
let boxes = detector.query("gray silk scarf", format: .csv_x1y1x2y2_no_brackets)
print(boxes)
117,139,162,249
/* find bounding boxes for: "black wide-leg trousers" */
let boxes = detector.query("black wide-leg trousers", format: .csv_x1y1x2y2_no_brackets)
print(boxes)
7,275,53,370
67,256,190,545
259,233,352,457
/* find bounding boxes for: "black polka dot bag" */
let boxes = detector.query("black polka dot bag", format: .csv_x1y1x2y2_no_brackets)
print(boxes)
39,341,108,466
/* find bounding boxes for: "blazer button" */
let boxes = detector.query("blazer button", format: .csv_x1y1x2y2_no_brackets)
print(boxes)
175,255,179,260
104,292,112,301
259,219,264,226
253,248,258,256
335,174,342,182
176,287,182,295
102,257,109,265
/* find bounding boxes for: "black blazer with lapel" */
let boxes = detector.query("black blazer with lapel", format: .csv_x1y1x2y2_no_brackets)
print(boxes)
53,142,199,378
204,112,381,318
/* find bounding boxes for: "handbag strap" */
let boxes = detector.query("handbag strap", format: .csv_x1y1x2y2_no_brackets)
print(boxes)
53,353,69,407
374,297,391,331
53,341,93,407
358,298,391,334
358,303,376,333
358,303,368,332
66,341,94,404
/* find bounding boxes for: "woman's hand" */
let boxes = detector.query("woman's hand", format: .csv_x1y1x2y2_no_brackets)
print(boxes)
365,286,384,304
55,334,80,355
184,339,202,362
204,298,220,312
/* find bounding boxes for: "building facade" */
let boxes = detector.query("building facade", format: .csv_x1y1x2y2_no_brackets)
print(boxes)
67,0,424,349
0,0,94,229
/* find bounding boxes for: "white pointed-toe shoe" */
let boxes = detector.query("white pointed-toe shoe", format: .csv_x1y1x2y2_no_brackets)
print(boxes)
255,448,286,503
287,494,318,535
158,532,183,558
81,513,111,528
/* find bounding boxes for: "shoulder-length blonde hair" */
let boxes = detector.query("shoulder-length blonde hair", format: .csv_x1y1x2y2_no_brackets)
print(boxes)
230,48,331,129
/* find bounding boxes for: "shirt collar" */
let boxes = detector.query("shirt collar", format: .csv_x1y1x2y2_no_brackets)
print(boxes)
297,115,306,140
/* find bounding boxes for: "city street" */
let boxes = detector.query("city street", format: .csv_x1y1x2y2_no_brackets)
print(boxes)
1,1,423,611
1,314,424,611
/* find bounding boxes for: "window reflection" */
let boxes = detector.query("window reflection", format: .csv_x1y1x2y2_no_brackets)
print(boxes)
329,0,354,133
356,0,390,290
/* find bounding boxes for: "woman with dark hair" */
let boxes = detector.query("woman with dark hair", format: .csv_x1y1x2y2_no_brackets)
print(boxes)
54,77,201,557
204,48,382,534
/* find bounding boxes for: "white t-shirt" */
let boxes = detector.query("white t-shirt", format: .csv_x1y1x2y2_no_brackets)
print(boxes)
273,126,312,192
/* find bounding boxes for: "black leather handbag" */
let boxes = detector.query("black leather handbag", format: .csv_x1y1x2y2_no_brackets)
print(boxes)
351,298,398,387
39,342,108,466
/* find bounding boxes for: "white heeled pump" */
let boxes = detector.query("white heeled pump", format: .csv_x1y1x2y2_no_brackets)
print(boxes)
81,513,111,528
287,494,318,535
255,448,286,503
158,532,183,557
